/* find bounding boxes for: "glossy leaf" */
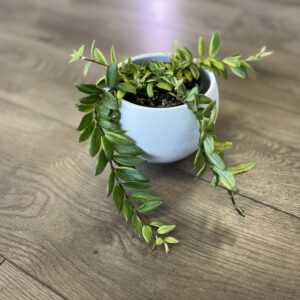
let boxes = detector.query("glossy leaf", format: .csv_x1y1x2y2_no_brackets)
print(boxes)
227,161,256,175
123,199,133,222
203,134,214,155
79,94,98,105
165,237,180,244
107,170,115,196
198,36,205,58
105,131,134,145
115,167,148,182
112,185,124,213
132,214,143,239
89,127,101,157
123,181,151,190
113,154,145,166
95,149,108,176
101,135,114,160
137,200,163,213
76,84,103,95
209,32,221,57
142,225,153,244
94,48,108,65
208,153,225,170
110,45,117,63
130,192,162,203
79,121,94,142
106,63,119,88
117,83,136,94
77,112,93,131
157,225,176,235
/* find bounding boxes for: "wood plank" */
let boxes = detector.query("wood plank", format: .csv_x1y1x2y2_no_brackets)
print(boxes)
0,259,64,300
0,92,299,300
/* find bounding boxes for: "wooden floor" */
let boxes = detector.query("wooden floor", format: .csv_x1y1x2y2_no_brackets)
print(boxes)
0,0,299,299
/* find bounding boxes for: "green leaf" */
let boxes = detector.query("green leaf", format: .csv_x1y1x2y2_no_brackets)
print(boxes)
115,167,148,182
76,84,103,95
164,242,169,253
77,112,93,131
123,181,151,190
207,106,217,129
110,45,117,63
106,63,119,89
189,64,200,80
95,149,108,176
130,192,162,203
113,155,145,166
202,101,216,117
83,61,92,77
112,185,124,213
150,221,165,228
142,225,153,244
196,163,207,177
199,119,208,145
146,82,154,98
155,237,164,246
123,199,133,222
230,66,247,79
165,237,180,244
198,37,205,59
131,214,143,239
79,121,94,142
114,144,144,155
105,131,134,145
94,48,108,65
116,89,126,100
79,94,99,105
208,153,225,170
157,82,172,91
227,161,256,175
117,83,136,94
157,225,176,235
209,32,221,57
214,140,233,152
193,149,203,170
213,168,236,191
137,200,163,213
98,94,118,110
75,103,94,113
89,127,101,157
69,45,84,63
101,135,114,160
210,174,218,187
223,56,241,68
98,118,118,131
107,170,115,196
203,134,214,155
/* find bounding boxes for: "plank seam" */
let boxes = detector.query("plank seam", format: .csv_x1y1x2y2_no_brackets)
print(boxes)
0,256,70,300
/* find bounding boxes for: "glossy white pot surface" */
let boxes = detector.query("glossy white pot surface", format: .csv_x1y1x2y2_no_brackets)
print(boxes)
119,53,219,163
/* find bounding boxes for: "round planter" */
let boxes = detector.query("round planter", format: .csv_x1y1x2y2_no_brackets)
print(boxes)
119,53,219,163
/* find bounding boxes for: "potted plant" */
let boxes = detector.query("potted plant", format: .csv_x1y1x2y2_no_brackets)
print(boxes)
70,33,272,253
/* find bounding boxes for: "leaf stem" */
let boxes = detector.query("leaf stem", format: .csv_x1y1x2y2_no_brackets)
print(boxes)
81,56,108,67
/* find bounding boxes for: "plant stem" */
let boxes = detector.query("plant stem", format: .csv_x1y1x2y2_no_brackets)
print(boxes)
94,109,148,225
81,56,108,67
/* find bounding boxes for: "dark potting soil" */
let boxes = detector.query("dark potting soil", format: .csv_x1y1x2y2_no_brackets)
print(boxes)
124,76,209,108
125,91,183,108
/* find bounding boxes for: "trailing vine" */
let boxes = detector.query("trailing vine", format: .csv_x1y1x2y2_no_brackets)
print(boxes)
70,33,272,252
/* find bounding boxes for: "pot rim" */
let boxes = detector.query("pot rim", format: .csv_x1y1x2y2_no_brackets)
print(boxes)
118,52,216,111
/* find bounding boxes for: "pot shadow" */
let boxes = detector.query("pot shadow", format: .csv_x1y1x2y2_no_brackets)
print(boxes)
138,160,238,254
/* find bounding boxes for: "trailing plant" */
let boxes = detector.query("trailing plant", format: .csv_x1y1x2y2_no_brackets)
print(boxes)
70,33,272,253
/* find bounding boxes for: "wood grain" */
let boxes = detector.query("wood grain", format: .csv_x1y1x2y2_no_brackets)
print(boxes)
0,259,63,300
0,0,299,299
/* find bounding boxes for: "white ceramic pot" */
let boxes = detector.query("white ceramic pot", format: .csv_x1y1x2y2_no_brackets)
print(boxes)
119,53,219,163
